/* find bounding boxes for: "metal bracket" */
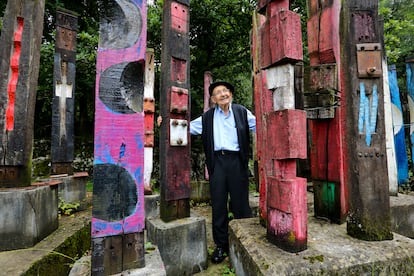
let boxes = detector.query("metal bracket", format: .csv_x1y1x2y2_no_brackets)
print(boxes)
170,119,188,146
356,43,382,78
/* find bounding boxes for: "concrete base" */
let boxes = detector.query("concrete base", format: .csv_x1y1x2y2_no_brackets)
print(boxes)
146,214,208,275
390,193,414,238
0,185,59,251
229,216,414,275
145,194,160,219
69,243,166,276
51,172,89,210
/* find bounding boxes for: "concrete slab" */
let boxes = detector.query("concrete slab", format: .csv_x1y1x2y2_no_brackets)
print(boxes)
390,193,414,238
146,214,208,275
229,216,414,275
0,202,91,275
69,243,166,276
51,172,89,210
0,185,59,251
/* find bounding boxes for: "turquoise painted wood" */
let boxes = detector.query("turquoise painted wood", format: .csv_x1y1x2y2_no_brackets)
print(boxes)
406,62,414,176
389,65,408,185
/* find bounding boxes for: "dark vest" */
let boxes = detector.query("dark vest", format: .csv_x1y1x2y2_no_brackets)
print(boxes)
201,104,250,175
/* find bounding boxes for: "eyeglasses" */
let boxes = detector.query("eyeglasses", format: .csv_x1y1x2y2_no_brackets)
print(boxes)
212,89,230,96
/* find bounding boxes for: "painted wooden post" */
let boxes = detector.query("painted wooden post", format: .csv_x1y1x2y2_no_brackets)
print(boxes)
341,0,393,240
144,48,155,194
0,0,45,188
159,0,191,222
406,58,414,175
382,62,398,196
388,64,409,186
305,0,348,224
203,71,213,180
91,0,147,274
254,0,307,252
51,9,77,176
252,11,271,225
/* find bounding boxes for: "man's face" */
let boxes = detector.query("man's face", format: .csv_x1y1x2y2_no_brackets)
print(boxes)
211,85,233,105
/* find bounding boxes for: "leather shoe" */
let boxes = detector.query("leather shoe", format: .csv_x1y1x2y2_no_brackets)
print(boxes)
211,246,228,264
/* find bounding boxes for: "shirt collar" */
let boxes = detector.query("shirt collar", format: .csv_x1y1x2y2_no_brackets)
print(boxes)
215,103,233,114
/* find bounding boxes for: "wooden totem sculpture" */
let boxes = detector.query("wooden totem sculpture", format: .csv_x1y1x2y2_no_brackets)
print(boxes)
159,0,191,222
340,0,393,240
253,0,308,252
92,0,147,274
306,0,348,224
51,9,78,175
0,0,45,188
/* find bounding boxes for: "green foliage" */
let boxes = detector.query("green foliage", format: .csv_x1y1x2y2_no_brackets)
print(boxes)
189,0,257,115
58,198,80,216
380,0,414,64
222,265,236,276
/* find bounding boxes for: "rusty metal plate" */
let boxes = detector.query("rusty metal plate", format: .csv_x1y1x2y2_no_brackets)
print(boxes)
171,2,188,33
305,64,338,119
170,86,188,113
170,119,188,146
351,10,376,43
0,166,19,182
356,43,382,78
309,63,337,91
56,10,78,30
56,26,76,52
171,57,187,82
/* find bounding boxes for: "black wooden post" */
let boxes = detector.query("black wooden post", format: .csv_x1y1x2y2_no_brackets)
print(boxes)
51,9,78,175
342,0,393,241
159,0,191,222
0,0,45,188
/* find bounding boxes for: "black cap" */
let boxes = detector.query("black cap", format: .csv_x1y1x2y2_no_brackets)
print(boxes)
208,81,234,96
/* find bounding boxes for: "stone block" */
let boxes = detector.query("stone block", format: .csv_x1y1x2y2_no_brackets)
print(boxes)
146,215,207,275
229,216,414,275
0,185,58,251
390,193,414,238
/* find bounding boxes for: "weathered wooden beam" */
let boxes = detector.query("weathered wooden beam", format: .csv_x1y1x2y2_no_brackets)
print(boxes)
306,0,348,224
388,64,408,187
159,0,191,222
254,0,307,252
51,9,78,175
92,0,147,273
144,48,155,194
406,60,414,183
0,0,45,188
341,0,393,240
252,11,272,225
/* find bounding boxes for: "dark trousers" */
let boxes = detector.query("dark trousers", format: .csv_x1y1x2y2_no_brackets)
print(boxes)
209,152,252,248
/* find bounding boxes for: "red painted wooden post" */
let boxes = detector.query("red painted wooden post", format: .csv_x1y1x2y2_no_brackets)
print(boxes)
305,0,348,224
341,1,393,240
51,9,77,175
91,0,147,273
144,48,155,194
252,12,272,224
159,0,191,222
203,71,213,180
254,0,308,252
0,0,45,188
